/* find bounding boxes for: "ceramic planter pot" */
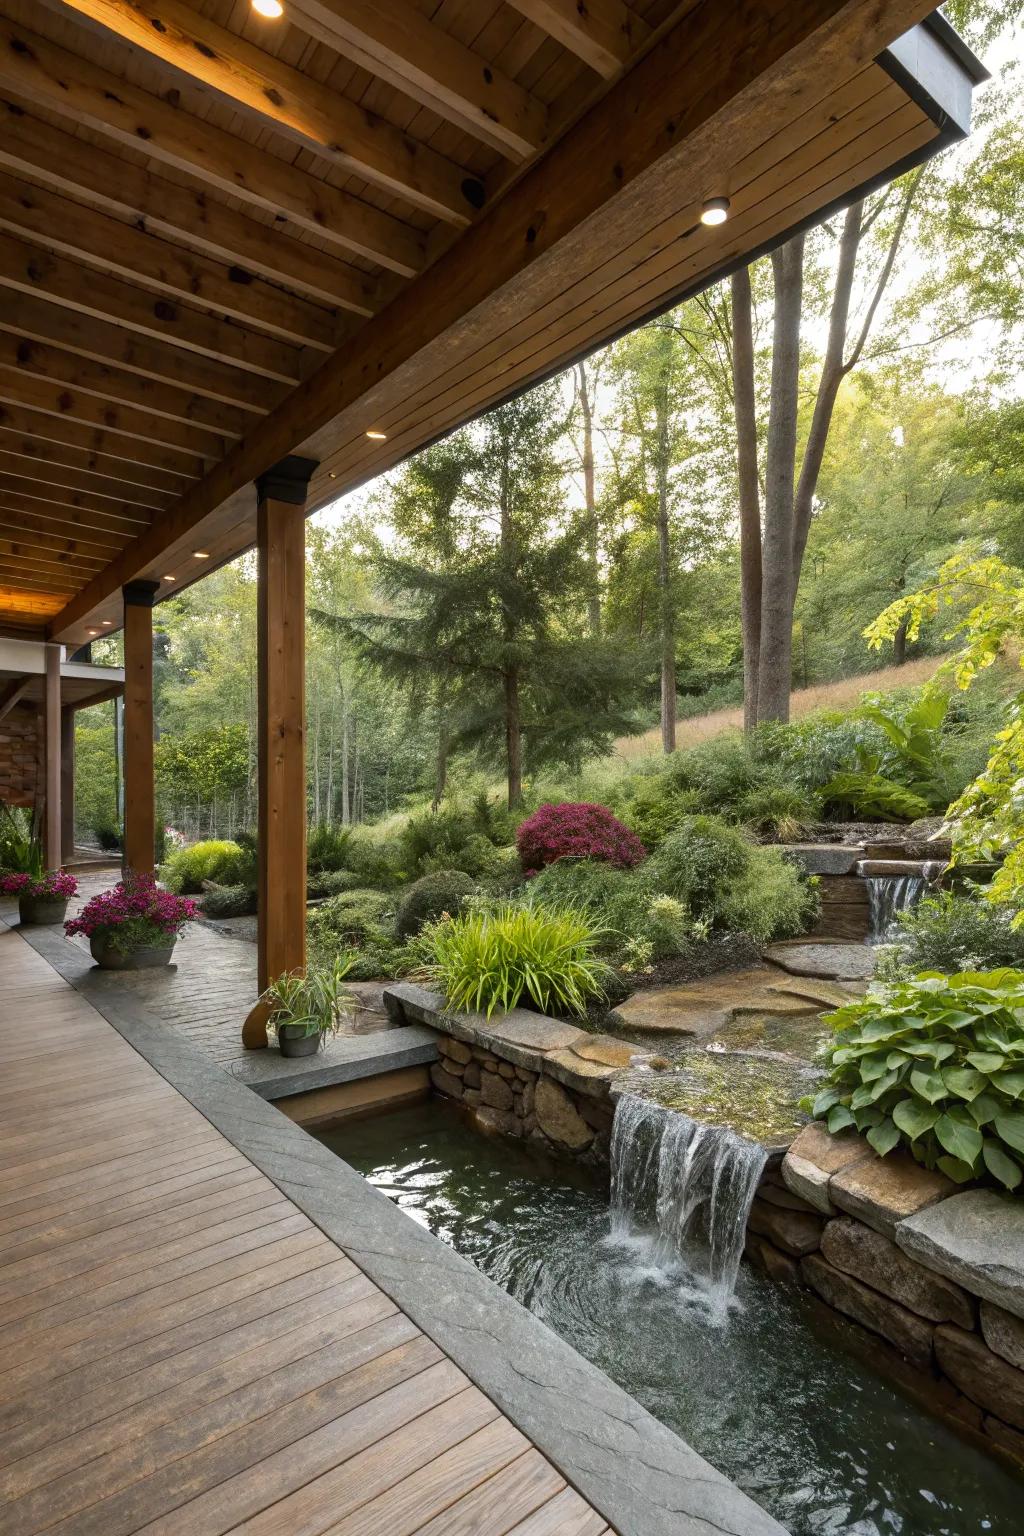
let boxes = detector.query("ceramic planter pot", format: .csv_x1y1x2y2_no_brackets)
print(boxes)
18,894,69,927
277,1023,323,1058
90,933,176,970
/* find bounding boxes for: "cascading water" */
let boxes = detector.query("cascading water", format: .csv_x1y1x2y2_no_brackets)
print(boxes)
609,1091,767,1306
865,861,945,941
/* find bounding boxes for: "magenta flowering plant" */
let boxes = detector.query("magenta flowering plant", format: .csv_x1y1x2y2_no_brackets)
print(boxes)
1,869,78,899
65,872,198,954
516,802,646,874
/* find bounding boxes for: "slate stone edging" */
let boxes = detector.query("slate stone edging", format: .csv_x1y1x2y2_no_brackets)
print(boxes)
16,921,787,1536
224,1025,439,1099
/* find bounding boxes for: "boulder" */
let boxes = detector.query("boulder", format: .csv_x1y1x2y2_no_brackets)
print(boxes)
472,1106,519,1138
781,844,863,875
429,1064,464,1100
983,1414,1024,1468
745,1233,799,1283
781,1124,873,1215
896,1191,1024,1320
830,1151,954,1241
463,1061,481,1090
935,1325,1024,1431
801,1254,935,1369
757,1180,820,1215
981,1303,1024,1371
534,1076,593,1150
445,1037,473,1065
747,1198,824,1257
765,942,875,982
480,1071,514,1112
821,1217,974,1327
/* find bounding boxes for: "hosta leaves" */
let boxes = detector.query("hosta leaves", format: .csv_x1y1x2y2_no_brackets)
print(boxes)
851,1070,899,1109
866,1118,900,1157
934,1112,983,1169
910,1069,948,1104
812,1088,842,1118
966,1050,1008,1072
860,1053,895,1082
941,1067,988,1101
993,1070,1024,1097
994,1113,1024,1156
967,1091,1002,1126
937,1156,977,1184
983,1141,1023,1191
827,1105,856,1134
892,1099,939,1141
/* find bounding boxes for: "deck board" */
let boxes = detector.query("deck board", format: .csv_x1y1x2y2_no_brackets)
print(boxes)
0,923,612,1536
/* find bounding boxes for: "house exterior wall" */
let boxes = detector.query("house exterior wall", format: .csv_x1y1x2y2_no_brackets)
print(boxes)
0,704,39,807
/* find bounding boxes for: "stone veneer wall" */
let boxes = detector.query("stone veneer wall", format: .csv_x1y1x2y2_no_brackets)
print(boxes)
746,1123,1024,1470
0,703,38,807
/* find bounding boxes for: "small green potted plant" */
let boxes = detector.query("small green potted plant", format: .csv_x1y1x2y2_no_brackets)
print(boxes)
65,872,198,969
262,956,355,1057
1,869,79,926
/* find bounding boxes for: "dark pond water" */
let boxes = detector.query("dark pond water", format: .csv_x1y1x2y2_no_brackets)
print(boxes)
316,1101,1024,1536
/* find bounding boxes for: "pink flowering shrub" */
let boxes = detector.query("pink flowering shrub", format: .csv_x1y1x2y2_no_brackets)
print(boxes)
1,869,78,899
516,802,646,873
66,872,197,954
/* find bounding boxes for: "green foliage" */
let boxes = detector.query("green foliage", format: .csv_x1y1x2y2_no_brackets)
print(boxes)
307,887,404,981
307,869,362,900
0,805,43,878
338,829,408,888
262,956,355,1041
733,782,819,841
414,902,611,1018
395,869,476,941
877,893,1024,981
615,773,701,848
155,723,249,804
162,839,253,894
807,970,1024,1190
819,771,933,822
201,884,257,919
307,822,353,874
821,689,956,819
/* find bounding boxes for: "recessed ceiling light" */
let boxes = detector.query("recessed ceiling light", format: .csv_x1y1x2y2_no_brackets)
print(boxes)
365,429,387,441
192,550,210,559
163,574,176,581
101,619,112,625
251,0,284,17
700,197,730,227
87,628,98,635
329,471,337,479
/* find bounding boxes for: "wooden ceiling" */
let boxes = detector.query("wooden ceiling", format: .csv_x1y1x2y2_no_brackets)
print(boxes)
0,0,982,642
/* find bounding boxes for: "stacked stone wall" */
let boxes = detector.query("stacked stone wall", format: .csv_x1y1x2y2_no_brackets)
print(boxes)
0,704,38,807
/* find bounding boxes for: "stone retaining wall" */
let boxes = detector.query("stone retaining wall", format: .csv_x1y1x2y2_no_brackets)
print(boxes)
746,1123,1024,1469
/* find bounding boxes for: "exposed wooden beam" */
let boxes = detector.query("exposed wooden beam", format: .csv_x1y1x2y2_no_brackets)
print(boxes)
0,371,233,460
285,0,547,160
0,104,380,315
0,523,117,563
0,509,130,553
0,423,188,496
0,676,31,722
0,172,343,350
0,556,83,592
0,480,151,529
48,0,481,225
0,448,173,509
0,20,426,276
505,0,649,78
0,232,305,384
0,402,205,480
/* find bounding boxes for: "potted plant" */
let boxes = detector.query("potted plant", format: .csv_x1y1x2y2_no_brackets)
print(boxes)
262,956,355,1057
65,872,198,969
1,869,79,926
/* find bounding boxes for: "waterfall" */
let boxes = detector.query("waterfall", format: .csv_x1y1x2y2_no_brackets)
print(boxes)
610,1092,767,1302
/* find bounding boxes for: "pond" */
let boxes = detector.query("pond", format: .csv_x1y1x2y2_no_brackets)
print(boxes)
316,1100,1024,1536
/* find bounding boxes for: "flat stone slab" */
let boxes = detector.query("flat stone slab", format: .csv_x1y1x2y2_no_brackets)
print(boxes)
614,967,822,1038
765,942,875,982
781,843,864,875
781,1124,873,1214
831,1150,954,1241
225,1024,439,1098
896,1191,1024,1320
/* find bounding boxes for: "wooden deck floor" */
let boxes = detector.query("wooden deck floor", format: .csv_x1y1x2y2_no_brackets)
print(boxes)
0,924,612,1536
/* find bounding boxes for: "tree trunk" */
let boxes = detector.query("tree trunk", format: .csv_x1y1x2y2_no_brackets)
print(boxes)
576,361,601,635
655,363,676,753
432,679,450,810
893,612,910,665
730,267,763,732
757,235,804,724
340,696,350,825
505,666,523,808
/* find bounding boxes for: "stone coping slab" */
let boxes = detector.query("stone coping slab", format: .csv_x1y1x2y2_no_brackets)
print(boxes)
896,1191,1024,1322
225,1024,438,1098
765,942,876,982
18,923,786,1536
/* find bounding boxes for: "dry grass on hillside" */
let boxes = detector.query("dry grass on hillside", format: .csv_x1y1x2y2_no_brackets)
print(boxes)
613,657,941,762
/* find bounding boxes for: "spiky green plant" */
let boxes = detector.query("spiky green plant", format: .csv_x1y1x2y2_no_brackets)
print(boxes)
415,901,610,1018
262,955,356,1042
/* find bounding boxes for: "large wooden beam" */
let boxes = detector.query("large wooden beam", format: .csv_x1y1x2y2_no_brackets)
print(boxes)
242,456,315,1050
43,642,61,870
0,676,31,723
0,20,425,276
0,447,175,510
121,580,158,876
48,0,480,224
0,482,150,533
284,0,547,160
505,0,649,78
0,373,232,461
61,703,75,861
0,402,206,481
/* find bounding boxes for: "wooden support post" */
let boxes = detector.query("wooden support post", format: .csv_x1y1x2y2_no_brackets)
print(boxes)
242,455,317,1050
61,706,76,861
122,580,160,877
43,644,61,871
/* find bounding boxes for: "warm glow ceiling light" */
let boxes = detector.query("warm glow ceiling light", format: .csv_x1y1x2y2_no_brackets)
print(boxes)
102,619,112,625
192,550,210,559
365,429,387,440
251,0,284,18
87,628,98,635
163,575,176,582
700,197,730,227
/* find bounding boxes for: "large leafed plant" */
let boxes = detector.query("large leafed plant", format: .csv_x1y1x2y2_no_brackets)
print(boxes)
807,969,1024,1191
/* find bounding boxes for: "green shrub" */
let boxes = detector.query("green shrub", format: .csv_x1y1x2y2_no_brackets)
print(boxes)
414,902,611,1018
807,970,1024,1190
307,868,362,900
307,822,352,874
341,829,408,888
615,775,701,849
734,782,819,841
162,839,252,893
201,884,257,918
395,869,476,941
716,847,820,943
308,887,395,947
400,808,474,875
877,893,1024,980
523,858,697,968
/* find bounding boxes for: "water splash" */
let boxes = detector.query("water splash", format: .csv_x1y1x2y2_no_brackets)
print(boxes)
866,863,944,941
610,1092,767,1305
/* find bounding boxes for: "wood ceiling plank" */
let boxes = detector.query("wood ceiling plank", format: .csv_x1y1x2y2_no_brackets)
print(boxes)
0,403,205,481
504,0,649,78
0,575,71,604
0,19,426,277
284,0,547,160
0,172,343,351
0,448,173,509
0,479,152,528
0,558,84,592
0,294,278,413
49,0,482,225
0,509,130,553
0,232,306,385
0,335,262,439
0,371,235,460
0,519,125,560
0,546,99,580
0,105,381,314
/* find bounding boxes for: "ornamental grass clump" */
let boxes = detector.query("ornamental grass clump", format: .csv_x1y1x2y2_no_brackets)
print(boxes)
807,969,1024,1191
66,873,198,954
415,902,611,1018
516,802,645,873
